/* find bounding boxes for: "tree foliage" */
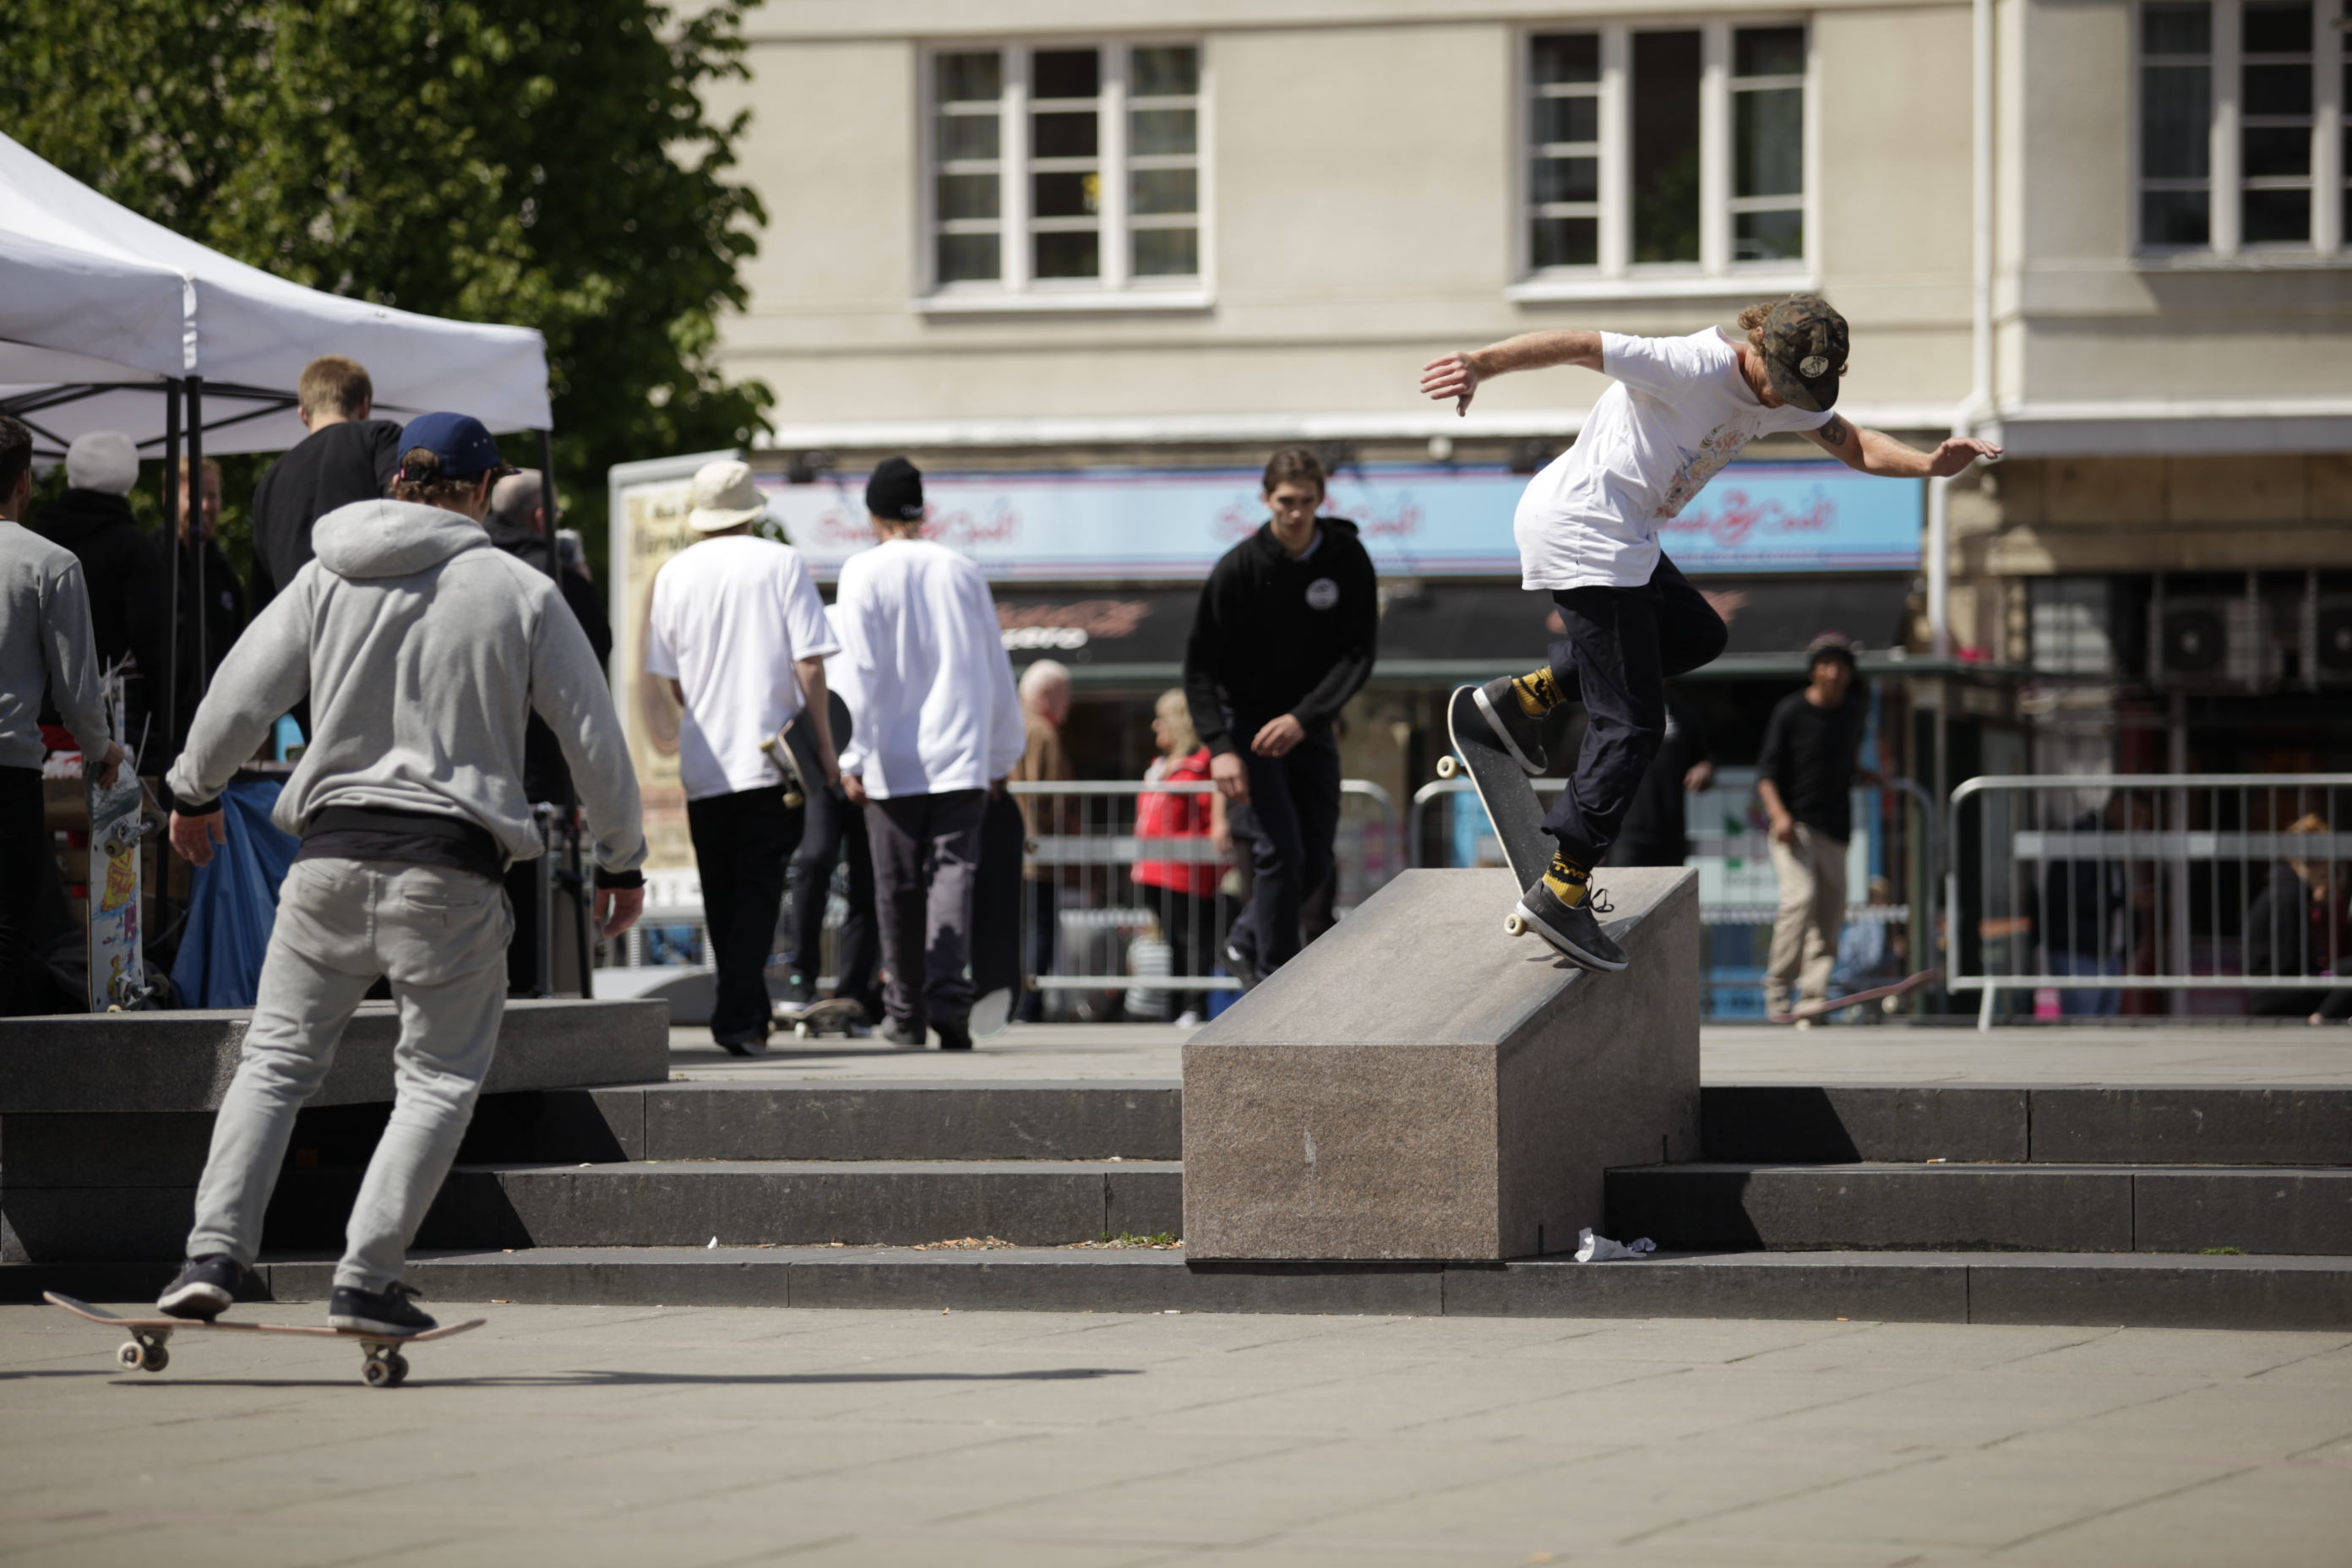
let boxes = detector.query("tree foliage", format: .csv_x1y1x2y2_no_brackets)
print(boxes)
3,0,771,569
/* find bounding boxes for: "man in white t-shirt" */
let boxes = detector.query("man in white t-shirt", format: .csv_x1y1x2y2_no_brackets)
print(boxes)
834,457,1025,1051
645,459,839,1053
1419,294,1999,973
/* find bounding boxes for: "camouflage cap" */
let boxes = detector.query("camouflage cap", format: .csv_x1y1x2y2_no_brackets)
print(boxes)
1760,294,1848,413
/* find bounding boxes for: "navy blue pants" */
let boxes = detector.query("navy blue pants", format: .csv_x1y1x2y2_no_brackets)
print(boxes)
1540,554,1727,868
1227,723,1342,974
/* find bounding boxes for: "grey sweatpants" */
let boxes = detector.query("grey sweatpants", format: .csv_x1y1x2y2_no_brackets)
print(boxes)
866,789,985,1027
185,858,512,1293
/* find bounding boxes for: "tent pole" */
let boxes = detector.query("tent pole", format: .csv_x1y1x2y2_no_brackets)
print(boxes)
187,376,205,705
162,381,182,762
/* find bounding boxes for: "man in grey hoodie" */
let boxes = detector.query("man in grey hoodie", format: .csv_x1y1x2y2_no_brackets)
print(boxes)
154,412,646,1337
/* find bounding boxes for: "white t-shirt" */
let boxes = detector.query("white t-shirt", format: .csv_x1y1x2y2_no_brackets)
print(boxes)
832,538,1025,799
645,534,838,802
1514,326,1836,591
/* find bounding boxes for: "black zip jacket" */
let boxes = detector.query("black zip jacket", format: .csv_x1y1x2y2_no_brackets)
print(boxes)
30,489,171,700
1183,518,1378,758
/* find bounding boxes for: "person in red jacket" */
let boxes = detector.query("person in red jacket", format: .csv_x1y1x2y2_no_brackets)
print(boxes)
1132,690,1228,1026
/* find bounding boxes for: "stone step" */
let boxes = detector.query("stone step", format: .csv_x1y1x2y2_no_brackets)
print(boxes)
1698,1085,2352,1166
14,1247,2346,1331
1607,1162,2352,1255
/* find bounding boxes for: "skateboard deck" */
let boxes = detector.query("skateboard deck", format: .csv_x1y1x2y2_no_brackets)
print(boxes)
1769,967,1942,1024
774,995,866,1038
970,788,1028,1037
85,669,145,1012
760,691,855,808
44,1292,483,1388
1440,684,1552,889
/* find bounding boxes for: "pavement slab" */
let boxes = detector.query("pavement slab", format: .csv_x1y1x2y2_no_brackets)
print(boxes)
3,1303,2344,1567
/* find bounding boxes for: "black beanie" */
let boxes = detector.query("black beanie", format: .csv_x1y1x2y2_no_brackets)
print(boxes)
866,456,924,522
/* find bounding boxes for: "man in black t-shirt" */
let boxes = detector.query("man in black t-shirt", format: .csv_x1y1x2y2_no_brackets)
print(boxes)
248,356,404,611
1756,633,1876,1018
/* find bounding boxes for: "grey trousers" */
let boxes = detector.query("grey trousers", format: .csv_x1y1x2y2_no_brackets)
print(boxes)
185,858,512,1293
865,789,985,1026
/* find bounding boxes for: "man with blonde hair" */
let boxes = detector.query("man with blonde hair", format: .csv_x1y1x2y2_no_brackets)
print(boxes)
248,355,403,608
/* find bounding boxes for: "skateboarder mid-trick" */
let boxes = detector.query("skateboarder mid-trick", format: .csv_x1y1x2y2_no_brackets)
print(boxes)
1419,296,1998,972
155,412,647,1337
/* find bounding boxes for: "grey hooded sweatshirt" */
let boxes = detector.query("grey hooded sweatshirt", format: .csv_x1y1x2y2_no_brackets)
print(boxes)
165,498,645,876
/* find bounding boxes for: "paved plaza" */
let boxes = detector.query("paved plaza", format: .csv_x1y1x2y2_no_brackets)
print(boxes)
2,1303,2345,1567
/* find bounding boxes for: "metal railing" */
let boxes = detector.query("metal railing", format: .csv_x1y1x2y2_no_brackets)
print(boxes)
1014,779,1398,1019
1947,773,2352,1028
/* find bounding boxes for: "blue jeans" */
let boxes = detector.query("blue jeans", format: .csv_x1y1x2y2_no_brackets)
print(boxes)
2046,950,2123,1015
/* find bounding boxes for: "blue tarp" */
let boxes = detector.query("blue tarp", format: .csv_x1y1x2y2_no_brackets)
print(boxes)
169,780,300,1008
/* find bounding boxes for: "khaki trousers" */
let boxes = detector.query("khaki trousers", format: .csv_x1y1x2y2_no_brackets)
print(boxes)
1764,824,1848,1015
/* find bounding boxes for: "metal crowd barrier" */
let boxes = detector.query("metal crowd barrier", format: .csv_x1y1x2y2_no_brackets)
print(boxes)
1012,779,1399,1018
1947,773,2352,1028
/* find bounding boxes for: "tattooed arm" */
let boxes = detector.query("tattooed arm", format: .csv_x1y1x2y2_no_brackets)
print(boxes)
1804,414,2002,477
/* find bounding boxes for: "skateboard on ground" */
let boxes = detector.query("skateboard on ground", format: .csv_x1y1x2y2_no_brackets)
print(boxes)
43,1292,484,1388
969,787,1028,1037
774,994,867,1038
1438,684,1554,934
86,667,150,1011
1768,967,1942,1024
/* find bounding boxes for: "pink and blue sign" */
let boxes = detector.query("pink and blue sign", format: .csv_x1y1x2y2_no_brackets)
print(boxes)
760,461,1923,581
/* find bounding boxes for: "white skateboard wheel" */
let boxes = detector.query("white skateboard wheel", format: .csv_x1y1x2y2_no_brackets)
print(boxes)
1503,913,1526,937
1435,755,1458,779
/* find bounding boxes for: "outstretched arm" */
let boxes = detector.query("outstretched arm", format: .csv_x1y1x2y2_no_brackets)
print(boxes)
1420,330,1605,416
1805,414,2002,478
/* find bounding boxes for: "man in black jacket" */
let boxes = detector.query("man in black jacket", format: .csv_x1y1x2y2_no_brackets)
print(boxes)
248,356,403,611
1182,447,1377,984
154,458,249,761
30,432,171,768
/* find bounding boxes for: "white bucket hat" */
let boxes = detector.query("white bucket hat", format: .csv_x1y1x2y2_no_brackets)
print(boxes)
687,459,767,533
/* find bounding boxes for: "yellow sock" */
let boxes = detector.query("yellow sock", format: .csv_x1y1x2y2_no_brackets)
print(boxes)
1541,852,1589,907
1511,668,1564,717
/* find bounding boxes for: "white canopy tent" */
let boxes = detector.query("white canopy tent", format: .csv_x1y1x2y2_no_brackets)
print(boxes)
0,130,551,460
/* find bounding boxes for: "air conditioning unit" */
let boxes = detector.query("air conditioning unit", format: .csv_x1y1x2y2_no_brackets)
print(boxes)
2314,596,2352,685
2153,596,2280,689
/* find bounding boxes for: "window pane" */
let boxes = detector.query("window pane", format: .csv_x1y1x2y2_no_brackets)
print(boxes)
1032,49,1100,101
2243,123,2313,177
1134,226,1200,276
937,231,999,282
1531,156,1598,204
1035,230,1100,279
1131,46,1199,98
2242,185,2311,241
938,112,999,162
2242,62,2313,115
2142,188,2210,244
2242,0,2311,54
1533,96,1599,145
936,172,999,220
1032,111,1098,158
1131,167,1197,215
1632,31,1702,264
1032,171,1101,218
1532,34,1600,85
1734,87,1804,197
936,52,1001,104
1734,27,1805,78
1734,208,1804,262
2141,64,2211,177
1532,215,1599,268
2142,1,2210,54
1130,107,1197,156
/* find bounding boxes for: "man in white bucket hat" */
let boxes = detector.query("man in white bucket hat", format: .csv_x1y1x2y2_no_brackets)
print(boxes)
645,459,839,1052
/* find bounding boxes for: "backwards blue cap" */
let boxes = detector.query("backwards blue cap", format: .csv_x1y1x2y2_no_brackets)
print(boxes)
397,411,508,480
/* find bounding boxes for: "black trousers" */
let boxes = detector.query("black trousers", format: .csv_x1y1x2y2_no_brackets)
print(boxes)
1228,725,1342,974
1540,554,1728,868
786,781,881,1016
685,784,804,1038
0,767,48,1018
865,789,987,1026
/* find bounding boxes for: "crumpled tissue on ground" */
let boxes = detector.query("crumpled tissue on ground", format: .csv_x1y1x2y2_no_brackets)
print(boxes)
1575,1228,1657,1262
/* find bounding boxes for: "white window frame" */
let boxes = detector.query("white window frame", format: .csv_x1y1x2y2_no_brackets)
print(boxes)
917,39,1214,314
2133,0,2347,261
1507,18,1818,302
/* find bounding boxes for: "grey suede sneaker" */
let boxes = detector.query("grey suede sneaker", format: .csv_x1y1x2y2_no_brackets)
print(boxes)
1515,870,1626,973
1473,677,1551,776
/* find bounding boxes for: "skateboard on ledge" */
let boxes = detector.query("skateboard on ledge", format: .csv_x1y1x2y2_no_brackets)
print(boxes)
43,1291,484,1389
774,995,867,1038
1439,684,1554,934
1768,967,1942,1024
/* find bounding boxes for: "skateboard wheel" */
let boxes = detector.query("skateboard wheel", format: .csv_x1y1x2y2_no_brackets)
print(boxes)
796,1022,812,1039
362,1356,394,1388
1503,913,1526,937
144,1345,168,1374
117,1341,143,1369
384,1353,410,1388
1435,755,1458,779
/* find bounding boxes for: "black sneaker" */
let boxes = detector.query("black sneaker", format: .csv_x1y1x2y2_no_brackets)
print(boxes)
934,1015,974,1051
1515,868,1626,973
711,1022,769,1057
329,1281,438,1337
878,1015,928,1048
157,1254,246,1320
1472,676,1552,776
1224,942,1262,992
778,972,817,1009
